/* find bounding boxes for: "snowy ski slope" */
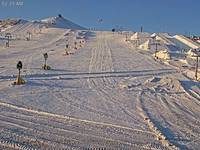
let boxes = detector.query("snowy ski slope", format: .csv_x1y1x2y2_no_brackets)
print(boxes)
0,20,200,150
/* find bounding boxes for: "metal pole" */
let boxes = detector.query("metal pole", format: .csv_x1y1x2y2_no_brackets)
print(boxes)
45,58,47,67
8,36,9,47
155,42,158,58
136,37,139,47
18,69,21,79
195,56,199,80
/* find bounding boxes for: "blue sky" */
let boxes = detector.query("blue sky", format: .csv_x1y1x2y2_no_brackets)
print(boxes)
0,0,200,35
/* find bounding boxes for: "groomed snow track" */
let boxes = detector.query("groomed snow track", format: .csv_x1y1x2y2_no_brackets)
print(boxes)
0,28,199,149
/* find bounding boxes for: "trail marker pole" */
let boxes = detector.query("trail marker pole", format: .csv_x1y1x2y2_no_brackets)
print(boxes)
43,53,48,68
13,61,25,85
74,41,77,49
42,53,51,70
65,44,69,55
17,61,22,78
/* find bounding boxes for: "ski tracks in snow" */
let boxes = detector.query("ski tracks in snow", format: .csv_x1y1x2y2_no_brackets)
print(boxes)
86,32,170,149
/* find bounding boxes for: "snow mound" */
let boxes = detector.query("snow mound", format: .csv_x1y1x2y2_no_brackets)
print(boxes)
174,35,200,49
155,49,171,60
41,15,86,30
154,33,175,46
187,49,199,59
138,39,152,50
130,32,150,40
144,76,183,93
159,77,182,90
0,19,28,31
2,15,86,33
18,19,29,24
145,77,161,84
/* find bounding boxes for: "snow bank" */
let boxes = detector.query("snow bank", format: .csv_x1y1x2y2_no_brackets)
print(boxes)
186,48,200,62
130,32,150,40
2,15,86,35
153,33,175,46
144,76,183,94
174,35,200,49
183,69,200,81
187,49,198,59
155,49,171,60
138,39,152,50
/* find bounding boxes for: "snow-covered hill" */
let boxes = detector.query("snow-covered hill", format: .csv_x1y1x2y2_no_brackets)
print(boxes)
0,15,200,149
41,14,86,30
0,15,86,33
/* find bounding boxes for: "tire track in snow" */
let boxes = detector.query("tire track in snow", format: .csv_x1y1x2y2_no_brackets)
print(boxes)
86,32,167,149
0,100,159,149
0,101,155,137
136,90,179,150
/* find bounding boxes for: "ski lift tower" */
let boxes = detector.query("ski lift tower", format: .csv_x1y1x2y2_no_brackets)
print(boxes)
151,35,161,59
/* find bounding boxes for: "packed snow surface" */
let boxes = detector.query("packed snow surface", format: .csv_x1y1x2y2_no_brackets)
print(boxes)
0,21,199,150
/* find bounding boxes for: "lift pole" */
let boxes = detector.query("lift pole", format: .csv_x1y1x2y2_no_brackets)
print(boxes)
192,49,200,81
195,55,199,81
